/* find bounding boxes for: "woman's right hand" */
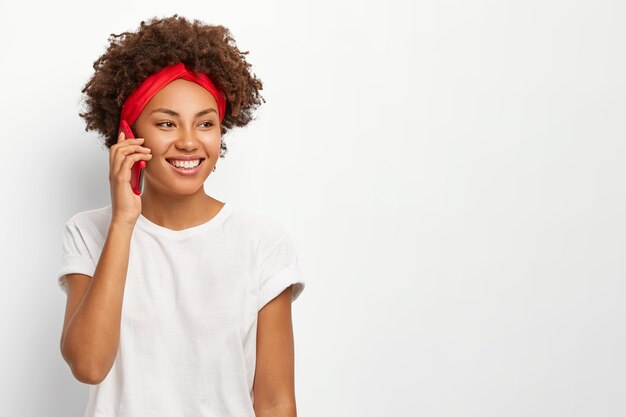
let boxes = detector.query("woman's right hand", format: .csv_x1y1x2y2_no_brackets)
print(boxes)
109,131,153,226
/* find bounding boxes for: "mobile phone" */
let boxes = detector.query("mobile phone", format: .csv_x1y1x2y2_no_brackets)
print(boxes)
118,120,146,196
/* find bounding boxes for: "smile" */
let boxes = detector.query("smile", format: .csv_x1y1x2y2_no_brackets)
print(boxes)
166,158,205,175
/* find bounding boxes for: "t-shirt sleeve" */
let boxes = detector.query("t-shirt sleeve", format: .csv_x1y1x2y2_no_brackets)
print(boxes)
55,220,96,294
257,232,306,311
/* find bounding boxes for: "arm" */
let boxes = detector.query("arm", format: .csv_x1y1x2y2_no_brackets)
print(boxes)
60,221,134,385
253,285,298,417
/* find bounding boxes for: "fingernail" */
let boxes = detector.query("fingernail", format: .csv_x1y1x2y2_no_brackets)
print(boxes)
137,138,144,141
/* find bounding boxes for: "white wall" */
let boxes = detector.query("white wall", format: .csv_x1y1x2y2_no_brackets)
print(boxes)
1,0,624,416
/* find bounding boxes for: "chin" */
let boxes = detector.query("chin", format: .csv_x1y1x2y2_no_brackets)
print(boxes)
169,181,207,195
144,173,209,196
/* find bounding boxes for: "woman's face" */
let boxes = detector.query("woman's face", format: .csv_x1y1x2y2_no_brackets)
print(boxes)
132,78,221,196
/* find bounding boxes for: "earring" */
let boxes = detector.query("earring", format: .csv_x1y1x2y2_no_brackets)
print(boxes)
212,165,216,172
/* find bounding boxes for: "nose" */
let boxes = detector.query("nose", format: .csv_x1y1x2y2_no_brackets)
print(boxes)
174,125,201,151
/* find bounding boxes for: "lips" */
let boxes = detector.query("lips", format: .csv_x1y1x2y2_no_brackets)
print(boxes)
166,158,203,167
165,156,206,161
166,157,204,163
167,159,204,176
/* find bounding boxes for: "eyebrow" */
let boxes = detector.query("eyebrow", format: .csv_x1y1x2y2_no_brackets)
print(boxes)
149,107,217,117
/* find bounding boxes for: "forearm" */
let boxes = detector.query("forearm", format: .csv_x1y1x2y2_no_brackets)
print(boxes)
254,402,297,417
61,221,134,384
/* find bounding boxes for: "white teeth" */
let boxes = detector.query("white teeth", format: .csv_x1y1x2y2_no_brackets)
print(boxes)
169,159,201,169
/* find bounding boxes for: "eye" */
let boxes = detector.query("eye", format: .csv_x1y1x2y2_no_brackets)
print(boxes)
199,121,214,128
157,121,175,128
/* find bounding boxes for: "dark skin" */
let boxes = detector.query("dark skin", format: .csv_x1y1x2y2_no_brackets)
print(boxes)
132,78,223,229
79,16,265,151
255,286,298,417
131,79,297,415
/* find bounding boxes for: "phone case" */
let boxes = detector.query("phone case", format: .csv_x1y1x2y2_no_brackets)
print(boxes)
119,120,146,196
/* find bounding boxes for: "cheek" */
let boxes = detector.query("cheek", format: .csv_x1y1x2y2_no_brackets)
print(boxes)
204,134,222,151
142,141,166,157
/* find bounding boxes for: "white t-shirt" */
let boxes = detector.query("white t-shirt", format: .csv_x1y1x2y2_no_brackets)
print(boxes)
56,202,305,417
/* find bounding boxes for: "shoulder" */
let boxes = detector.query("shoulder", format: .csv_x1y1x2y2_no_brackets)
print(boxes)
63,204,112,240
226,205,290,247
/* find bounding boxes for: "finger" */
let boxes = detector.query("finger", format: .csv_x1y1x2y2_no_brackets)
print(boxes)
110,132,130,166
112,137,144,152
113,151,150,183
119,152,153,180
119,143,151,155
110,132,123,165
116,137,144,149
111,140,148,173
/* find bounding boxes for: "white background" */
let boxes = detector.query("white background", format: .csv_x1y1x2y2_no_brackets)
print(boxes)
1,0,625,416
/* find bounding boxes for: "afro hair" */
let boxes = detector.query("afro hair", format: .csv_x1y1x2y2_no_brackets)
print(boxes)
79,14,265,158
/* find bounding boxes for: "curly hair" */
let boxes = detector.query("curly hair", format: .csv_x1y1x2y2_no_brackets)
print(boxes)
79,14,265,158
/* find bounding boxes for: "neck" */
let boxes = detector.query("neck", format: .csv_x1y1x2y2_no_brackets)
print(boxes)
139,182,222,231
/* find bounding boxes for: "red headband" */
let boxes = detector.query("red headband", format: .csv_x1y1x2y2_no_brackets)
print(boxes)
118,62,226,138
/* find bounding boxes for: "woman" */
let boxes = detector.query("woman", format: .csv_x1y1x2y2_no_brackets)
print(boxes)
56,15,305,417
